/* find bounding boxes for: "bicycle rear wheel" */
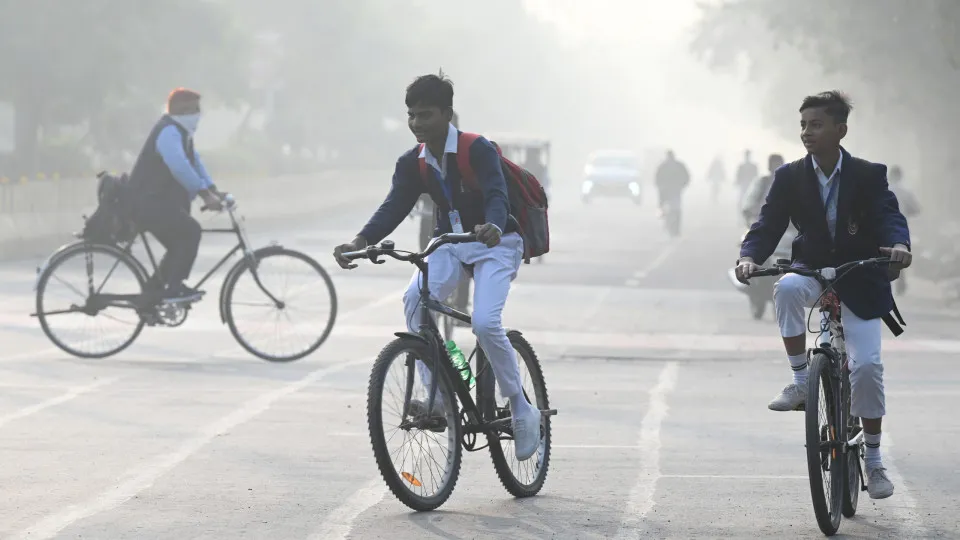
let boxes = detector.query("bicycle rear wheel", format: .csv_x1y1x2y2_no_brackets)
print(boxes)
476,330,552,498
223,247,337,362
367,336,462,511
842,367,862,518
35,242,147,358
806,352,845,536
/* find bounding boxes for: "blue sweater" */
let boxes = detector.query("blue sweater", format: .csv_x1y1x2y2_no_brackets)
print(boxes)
155,124,214,200
359,135,512,245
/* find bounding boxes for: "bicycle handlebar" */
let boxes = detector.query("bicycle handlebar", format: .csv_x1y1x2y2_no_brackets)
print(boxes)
342,232,479,263
200,193,237,213
749,257,893,282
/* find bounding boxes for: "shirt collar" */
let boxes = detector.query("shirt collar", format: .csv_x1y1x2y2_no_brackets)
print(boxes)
418,123,459,162
811,151,843,184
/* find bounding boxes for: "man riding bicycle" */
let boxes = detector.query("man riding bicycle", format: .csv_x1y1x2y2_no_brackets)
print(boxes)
127,88,228,303
332,73,541,461
735,91,912,500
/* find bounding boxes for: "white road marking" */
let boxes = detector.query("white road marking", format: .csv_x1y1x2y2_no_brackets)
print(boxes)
337,291,402,322
631,244,678,281
325,327,960,355
660,474,807,480
13,357,369,540
554,445,641,449
307,477,386,540
614,361,679,539
555,286,612,358
878,432,927,537
0,377,119,429
0,288,403,363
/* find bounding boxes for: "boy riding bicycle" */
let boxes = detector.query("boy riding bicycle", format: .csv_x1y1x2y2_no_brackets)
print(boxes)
333,73,541,461
735,91,912,500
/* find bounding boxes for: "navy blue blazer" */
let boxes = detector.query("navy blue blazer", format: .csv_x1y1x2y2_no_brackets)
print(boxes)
740,147,911,321
359,132,513,246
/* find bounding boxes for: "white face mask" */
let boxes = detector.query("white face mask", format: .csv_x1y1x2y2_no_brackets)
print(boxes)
172,113,201,135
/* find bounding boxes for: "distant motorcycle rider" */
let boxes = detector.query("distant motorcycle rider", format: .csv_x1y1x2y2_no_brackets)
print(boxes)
655,150,690,209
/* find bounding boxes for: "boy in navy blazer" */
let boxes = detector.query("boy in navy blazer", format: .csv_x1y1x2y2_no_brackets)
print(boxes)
735,91,912,500
332,74,541,462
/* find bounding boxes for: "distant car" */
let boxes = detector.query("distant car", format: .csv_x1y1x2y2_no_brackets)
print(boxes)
580,150,642,204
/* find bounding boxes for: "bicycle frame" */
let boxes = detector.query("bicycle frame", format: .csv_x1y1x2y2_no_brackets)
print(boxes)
37,201,281,315
347,233,557,442
809,290,867,493
411,255,510,436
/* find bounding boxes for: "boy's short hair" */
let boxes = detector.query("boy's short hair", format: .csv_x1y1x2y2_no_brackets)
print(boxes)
405,72,454,109
799,90,853,123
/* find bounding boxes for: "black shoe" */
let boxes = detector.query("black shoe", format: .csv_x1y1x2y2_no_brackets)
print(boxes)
160,283,204,304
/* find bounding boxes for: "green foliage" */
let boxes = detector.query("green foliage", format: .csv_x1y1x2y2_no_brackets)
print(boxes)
690,0,960,211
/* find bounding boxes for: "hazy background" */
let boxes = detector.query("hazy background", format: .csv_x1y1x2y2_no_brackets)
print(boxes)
0,0,955,217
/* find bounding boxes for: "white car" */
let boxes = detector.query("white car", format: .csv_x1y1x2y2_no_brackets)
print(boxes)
580,150,642,204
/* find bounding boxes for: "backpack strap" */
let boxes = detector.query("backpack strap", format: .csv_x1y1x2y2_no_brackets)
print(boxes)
417,144,429,189
455,132,487,190
881,299,906,337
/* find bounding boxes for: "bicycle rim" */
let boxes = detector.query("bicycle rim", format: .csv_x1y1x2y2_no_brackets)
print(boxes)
367,337,462,511
806,353,844,535
36,243,146,358
479,331,552,498
224,248,337,362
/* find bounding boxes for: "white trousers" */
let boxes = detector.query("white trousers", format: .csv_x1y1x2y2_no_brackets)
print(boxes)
402,233,525,398
773,274,885,419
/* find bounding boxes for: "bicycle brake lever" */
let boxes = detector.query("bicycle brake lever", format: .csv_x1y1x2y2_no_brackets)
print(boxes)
369,250,385,264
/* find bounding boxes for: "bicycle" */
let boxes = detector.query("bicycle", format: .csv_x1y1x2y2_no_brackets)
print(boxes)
342,232,558,511
748,256,893,536
31,194,338,362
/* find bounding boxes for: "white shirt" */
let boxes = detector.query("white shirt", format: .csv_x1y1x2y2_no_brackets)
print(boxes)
415,122,502,235
418,122,459,180
812,152,843,238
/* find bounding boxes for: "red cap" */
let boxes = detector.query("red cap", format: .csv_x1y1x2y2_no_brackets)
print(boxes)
166,87,202,113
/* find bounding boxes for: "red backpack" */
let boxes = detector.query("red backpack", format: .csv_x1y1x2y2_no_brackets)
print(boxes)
417,132,550,263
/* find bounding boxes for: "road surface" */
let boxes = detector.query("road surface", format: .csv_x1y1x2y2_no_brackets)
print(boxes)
1,175,957,539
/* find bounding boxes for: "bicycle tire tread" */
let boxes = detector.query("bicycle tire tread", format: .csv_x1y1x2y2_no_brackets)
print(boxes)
367,336,463,511
483,330,552,498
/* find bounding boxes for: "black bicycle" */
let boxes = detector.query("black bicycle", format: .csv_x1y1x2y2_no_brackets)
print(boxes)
342,232,557,511
748,256,893,536
31,194,337,362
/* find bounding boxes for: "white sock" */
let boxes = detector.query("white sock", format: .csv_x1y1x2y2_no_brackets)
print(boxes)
864,432,883,469
789,353,808,387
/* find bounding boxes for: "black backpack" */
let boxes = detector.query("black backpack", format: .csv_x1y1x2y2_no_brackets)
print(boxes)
81,171,138,244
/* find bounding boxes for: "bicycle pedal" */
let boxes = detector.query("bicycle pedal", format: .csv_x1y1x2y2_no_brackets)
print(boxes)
540,409,558,416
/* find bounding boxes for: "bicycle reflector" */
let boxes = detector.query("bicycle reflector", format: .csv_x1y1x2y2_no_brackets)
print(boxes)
402,472,422,487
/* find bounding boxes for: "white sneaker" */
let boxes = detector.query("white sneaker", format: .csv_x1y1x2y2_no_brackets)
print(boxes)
866,466,895,499
512,404,542,461
768,383,807,411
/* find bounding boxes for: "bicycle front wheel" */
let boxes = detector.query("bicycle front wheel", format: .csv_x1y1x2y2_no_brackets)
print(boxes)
806,353,845,536
368,336,462,511
223,247,337,362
